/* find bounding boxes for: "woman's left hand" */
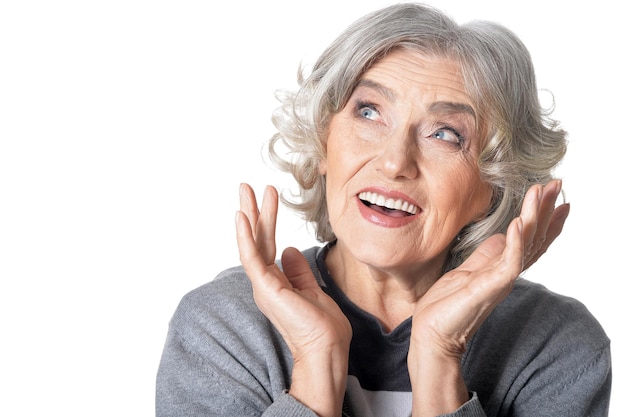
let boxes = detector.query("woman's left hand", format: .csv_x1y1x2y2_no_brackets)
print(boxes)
408,179,568,416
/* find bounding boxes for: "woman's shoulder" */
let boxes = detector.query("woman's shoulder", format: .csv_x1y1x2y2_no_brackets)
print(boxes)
507,278,607,342
170,246,323,333
470,277,610,363
464,279,612,416
190,245,322,300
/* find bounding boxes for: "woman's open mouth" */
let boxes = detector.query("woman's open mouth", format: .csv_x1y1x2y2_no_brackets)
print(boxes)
358,191,418,218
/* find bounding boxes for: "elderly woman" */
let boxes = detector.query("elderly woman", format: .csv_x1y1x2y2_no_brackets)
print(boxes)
156,3,611,416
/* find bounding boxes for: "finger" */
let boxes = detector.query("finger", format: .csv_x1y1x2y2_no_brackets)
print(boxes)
235,210,262,275
235,210,284,292
532,179,562,250
461,217,522,279
459,233,506,271
524,202,569,268
281,247,320,291
503,217,524,277
451,219,521,308
543,202,570,246
239,183,260,239
256,186,279,265
519,184,541,254
482,217,524,306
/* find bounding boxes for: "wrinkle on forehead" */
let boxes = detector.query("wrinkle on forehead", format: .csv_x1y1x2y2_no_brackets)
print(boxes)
362,50,472,104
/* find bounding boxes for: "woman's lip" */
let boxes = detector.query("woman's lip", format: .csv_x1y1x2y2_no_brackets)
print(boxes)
355,187,422,228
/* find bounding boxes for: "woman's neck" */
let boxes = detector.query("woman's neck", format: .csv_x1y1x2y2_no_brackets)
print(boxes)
324,241,445,332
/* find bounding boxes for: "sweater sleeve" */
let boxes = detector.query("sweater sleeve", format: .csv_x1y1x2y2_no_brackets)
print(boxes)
155,267,319,417
438,392,487,417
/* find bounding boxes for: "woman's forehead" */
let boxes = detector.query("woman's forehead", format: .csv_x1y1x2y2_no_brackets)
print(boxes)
357,50,474,111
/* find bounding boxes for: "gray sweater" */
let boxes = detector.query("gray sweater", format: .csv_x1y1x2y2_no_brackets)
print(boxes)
156,246,611,416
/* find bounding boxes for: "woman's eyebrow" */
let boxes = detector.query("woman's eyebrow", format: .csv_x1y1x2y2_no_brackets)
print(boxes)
357,79,474,115
355,78,476,123
355,79,397,102
428,101,476,120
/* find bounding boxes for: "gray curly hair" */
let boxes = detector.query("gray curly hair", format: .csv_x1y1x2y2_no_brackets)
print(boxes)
267,2,567,271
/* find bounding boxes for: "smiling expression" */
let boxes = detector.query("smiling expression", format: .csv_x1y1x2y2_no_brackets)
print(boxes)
319,49,493,275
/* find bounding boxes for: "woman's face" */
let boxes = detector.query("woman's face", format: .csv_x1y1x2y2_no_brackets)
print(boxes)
320,49,492,274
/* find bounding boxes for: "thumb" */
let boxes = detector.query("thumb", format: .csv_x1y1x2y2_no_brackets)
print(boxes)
281,247,319,291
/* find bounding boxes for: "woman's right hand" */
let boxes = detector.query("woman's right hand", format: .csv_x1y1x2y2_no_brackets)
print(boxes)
235,183,351,417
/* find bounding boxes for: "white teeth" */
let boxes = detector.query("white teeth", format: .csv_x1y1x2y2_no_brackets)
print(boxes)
358,191,418,215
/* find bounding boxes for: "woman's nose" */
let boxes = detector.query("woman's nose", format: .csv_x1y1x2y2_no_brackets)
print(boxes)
377,129,419,180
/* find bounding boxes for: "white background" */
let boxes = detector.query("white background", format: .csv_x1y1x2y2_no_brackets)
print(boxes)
1,1,623,415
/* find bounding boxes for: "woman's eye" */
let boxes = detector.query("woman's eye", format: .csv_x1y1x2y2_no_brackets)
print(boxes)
358,105,381,121
431,128,463,145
